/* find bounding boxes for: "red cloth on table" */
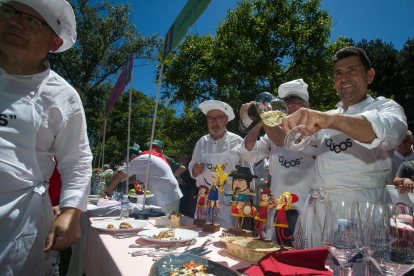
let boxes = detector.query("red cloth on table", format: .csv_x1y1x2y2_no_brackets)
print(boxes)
48,162,62,207
238,248,332,276
141,149,170,167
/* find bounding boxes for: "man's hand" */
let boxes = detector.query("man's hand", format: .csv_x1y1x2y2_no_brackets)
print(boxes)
192,163,205,177
400,178,414,194
52,205,61,221
281,108,331,135
43,207,82,252
104,188,113,198
239,101,255,119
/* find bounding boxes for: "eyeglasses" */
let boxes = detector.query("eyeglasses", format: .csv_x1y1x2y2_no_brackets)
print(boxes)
206,115,226,123
283,97,304,105
0,2,46,30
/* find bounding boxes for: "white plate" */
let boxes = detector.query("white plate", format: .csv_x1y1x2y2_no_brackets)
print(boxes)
96,200,119,206
88,198,101,205
91,220,147,232
138,228,199,244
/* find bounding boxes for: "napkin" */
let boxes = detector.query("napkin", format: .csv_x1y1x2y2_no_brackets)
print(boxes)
238,248,332,276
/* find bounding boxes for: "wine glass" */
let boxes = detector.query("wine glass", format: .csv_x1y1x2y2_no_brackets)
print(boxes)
365,203,414,276
322,201,364,276
284,125,313,151
256,92,288,127
358,201,376,276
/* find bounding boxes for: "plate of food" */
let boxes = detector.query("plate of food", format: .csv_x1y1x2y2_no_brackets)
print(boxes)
91,220,147,232
150,253,238,276
138,228,199,244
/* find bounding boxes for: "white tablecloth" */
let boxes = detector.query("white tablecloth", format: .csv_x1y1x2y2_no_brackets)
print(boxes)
386,185,414,207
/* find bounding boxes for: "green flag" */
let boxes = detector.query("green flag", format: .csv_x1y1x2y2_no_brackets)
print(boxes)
162,0,211,61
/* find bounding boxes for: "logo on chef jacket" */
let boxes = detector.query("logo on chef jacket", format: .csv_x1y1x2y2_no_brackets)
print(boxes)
0,114,17,126
278,156,303,168
324,138,353,153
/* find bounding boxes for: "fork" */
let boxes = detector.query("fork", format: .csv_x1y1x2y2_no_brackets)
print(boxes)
183,235,212,254
132,242,181,257
148,242,182,257
152,247,212,261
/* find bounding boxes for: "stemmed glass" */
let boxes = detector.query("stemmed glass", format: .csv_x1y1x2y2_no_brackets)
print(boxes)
365,203,414,275
284,125,313,151
358,201,376,276
322,201,364,276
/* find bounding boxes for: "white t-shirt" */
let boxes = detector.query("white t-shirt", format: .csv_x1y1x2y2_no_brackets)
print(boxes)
238,135,316,210
0,61,92,211
314,95,407,190
121,154,183,207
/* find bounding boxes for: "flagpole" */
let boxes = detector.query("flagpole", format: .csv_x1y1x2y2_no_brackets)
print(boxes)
142,62,164,210
101,117,107,173
125,65,133,196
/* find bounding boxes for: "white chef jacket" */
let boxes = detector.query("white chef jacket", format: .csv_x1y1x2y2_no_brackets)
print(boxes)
386,149,414,185
0,61,92,211
294,95,407,250
121,154,183,207
237,135,316,211
189,131,253,184
314,95,407,190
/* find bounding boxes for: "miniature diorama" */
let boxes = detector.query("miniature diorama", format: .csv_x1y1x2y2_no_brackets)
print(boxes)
201,163,229,233
223,166,257,237
273,192,299,248
254,189,276,239
193,185,209,227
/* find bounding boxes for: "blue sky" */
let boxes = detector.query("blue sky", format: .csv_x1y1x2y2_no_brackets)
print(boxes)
109,0,414,102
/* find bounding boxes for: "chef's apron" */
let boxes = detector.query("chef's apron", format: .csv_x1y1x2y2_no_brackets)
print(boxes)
293,129,391,250
0,72,55,276
196,133,237,229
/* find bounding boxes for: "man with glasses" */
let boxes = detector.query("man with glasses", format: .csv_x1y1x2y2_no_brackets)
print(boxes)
0,0,92,275
237,79,316,245
189,100,253,229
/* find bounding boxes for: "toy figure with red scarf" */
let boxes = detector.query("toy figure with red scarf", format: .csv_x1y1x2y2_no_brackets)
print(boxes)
194,185,209,219
254,190,277,239
274,192,299,247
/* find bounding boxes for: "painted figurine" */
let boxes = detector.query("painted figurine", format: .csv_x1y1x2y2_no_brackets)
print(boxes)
202,163,229,224
194,185,209,219
226,166,257,231
254,190,277,239
273,192,299,247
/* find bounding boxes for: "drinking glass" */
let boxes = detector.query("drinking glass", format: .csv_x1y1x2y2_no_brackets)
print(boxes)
256,92,288,127
365,203,414,276
358,201,376,275
322,201,364,276
284,125,313,151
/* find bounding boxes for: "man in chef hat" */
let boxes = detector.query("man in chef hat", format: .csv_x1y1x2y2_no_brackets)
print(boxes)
0,0,92,274
188,100,254,229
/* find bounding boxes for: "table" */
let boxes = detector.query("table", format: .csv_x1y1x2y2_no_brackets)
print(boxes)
387,185,414,207
83,217,253,276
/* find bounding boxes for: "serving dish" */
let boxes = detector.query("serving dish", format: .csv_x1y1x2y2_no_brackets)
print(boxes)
138,228,198,244
91,220,147,232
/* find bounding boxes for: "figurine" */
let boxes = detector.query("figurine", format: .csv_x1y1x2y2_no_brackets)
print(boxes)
202,163,229,225
226,166,257,231
273,192,299,247
194,185,209,219
254,190,277,239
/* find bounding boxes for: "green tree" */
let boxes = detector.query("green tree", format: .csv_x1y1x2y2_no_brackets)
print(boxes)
399,38,414,127
47,0,162,137
160,0,348,136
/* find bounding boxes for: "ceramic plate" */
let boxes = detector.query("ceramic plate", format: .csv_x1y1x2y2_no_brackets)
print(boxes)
150,253,238,276
138,228,199,244
128,194,154,198
91,220,147,232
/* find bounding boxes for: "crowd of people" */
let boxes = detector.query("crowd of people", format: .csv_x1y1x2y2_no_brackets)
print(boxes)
0,0,411,275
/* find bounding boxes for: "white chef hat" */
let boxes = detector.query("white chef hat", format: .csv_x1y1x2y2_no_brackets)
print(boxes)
4,0,77,52
278,79,309,102
198,100,235,122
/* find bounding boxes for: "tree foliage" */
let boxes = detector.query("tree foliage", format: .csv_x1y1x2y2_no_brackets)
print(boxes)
160,0,349,137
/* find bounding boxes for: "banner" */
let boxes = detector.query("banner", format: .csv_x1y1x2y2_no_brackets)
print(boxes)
163,0,211,61
105,53,134,117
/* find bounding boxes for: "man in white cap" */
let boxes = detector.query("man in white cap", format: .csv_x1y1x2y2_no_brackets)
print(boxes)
0,0,92,275
189,100,253,229
249,47,407,249
237,79,316,246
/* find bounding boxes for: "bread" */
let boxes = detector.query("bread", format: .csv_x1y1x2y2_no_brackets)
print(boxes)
155,229,175,239
107,224,115,230
221,236,280,262
119,222,133,229
168,210,182,219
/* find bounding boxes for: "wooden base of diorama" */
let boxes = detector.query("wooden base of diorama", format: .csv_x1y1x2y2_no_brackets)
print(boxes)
202,223,220,233
278,245,294,251
222,228,253,237
193,219,206,228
